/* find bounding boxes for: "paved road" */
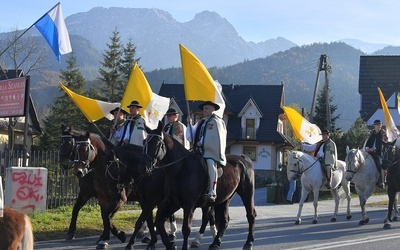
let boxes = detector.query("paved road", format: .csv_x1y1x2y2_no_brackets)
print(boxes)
35,188,394,249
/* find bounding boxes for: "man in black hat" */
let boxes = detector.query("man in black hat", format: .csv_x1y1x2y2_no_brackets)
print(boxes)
186,101,227,202
121,100,147,146
108,107,128,146
315,128,337,189
365,119,387,188
164,108,189,149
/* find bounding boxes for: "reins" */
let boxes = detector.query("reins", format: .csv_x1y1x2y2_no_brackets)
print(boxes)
290,155,320,175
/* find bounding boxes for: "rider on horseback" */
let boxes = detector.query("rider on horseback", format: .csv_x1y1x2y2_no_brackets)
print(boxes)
365,119,387,188
187,101,227,202
315,129,337,189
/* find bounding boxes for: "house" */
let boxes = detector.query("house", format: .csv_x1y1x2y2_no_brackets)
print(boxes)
359,55,400,127
159,83,293,186
0,69,42,153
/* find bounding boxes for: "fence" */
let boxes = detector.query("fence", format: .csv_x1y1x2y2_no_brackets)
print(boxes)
0,149,97,209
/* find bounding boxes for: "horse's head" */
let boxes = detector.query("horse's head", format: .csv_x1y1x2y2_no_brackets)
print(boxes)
287,151,303,180
71,131,98,177
382,140,397,170
59,125,75,170
345,146,364,181
139,121,167,175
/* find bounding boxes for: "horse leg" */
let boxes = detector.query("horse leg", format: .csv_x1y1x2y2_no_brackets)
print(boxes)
155,202,178,250
191,206,212,248
21,213,34,250
209,202,230,250
169,214,177,241
96,203,113,249
384,186,396,229
295,188,310,225
236,188,256,249
330,187,339,222
66,190,91,240
181,206,196,250
393,192,399,221
312,189,320,224
108,199,127,243
343,181,352,220
125,208,157,250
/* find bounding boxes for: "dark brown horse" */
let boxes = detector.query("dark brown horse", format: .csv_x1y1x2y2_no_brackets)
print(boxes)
61,127,127,249
0,206,34,250
139,122,256,250
105,144,216,250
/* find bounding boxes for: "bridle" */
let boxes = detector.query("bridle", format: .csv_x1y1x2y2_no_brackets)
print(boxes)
289,153,319,176
142,133,166,170
72,138,97,175
382,144,400,168
346,149,364,174
60,134,75,169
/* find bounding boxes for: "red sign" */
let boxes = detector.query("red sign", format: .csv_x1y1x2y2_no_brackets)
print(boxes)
0,77,27,117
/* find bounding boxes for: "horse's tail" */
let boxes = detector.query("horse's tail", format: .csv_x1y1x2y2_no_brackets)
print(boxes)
240,154,254,169
21,214,34,250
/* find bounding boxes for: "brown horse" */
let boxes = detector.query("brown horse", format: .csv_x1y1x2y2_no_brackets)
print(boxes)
139,121,256,250
0,206,34,250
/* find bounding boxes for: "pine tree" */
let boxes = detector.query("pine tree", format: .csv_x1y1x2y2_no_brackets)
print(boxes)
98,28,124,102
39,53,88,150
120,37,141,83
313,83,340,131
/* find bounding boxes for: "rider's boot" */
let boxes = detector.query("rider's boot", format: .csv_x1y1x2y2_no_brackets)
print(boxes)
376,169,385,189
204,159,217,202
325,168,332,189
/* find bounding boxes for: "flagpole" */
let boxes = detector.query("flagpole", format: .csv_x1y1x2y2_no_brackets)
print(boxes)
0,2,60,58
91,123,106,139
186,101,194,148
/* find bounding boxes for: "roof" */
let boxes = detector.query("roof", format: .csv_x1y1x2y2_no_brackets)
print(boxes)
359,55,400,121
159,83,288,143
0,70,42,135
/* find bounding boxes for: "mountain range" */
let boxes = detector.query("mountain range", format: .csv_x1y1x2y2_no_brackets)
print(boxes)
2,7,400,131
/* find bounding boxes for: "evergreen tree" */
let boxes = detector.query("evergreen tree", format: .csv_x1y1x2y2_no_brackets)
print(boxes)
335,117,370,159
98,28,124,102
39,53,88,150
120,37,141,83
313,83,340,130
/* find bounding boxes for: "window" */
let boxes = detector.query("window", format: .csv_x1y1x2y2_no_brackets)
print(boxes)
243,146,257,161
245,119,256,139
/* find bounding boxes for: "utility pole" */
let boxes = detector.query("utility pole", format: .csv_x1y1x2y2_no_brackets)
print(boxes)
310,54,331,130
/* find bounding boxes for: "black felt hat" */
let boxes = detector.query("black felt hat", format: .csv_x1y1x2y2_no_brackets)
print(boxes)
320,128,330,135
373,119,382,125
110,107,128,115
126,100,143,108
198,101,220,111
165,108,178,115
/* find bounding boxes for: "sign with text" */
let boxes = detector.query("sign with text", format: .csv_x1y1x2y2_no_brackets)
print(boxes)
0,77,27,117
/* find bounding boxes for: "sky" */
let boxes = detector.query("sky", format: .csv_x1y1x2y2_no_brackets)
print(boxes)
1,0,400,46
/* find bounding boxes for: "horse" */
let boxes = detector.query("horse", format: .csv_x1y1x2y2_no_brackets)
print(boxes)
139,121,256,250
64,128,128,249
345,146,380,225
287,150,352,225
105,144,217,250
0,206,34,250
381,141,400,229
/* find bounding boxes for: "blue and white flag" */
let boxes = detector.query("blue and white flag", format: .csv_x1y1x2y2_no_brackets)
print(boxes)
34,3,72,61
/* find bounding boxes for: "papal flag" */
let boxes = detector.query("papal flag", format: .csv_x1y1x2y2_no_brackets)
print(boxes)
282,106,322,144
121,63,170,129
179,44,225,117
378,87,399,142
60,83,119,122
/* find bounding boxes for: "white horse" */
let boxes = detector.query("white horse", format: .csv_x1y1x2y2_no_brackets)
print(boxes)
287,150,352,224
345,146,399,224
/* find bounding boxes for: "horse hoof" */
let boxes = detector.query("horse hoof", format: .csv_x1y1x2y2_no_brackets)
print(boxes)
359,218,369,225
383,223,392,229
169,233,176,242
117,231,126,243
146,244,156,250
312,220,318,224
65,233,75,241
393,216,399,221
96,242,109,249
191,241,200,248
346,215,352,220
243,242,253,250
209,244,220,250
125,244,134,250
141,236,151,244
95,237,103,244
295,220,301,225
331,218,337,222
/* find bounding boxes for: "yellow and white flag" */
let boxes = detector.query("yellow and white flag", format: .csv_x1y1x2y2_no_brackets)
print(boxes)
282,106,322,144
180,44,225,117
121,63,170,129
378,87,399,142
60,83,119,122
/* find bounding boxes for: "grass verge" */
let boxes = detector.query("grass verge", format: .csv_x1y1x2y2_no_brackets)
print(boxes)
31,204,141,241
